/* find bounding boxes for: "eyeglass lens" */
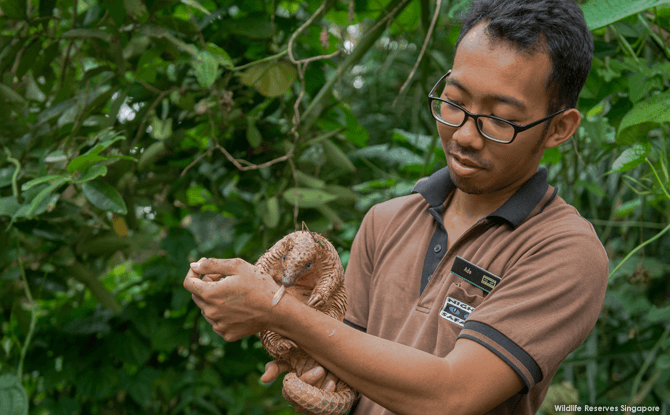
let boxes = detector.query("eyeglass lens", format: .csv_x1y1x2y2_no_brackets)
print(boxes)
430,100,515,143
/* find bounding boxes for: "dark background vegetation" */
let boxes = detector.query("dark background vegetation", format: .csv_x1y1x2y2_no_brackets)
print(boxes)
0,0,669,414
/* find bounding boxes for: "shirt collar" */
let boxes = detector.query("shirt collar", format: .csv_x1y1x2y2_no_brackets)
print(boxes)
411,166,550,228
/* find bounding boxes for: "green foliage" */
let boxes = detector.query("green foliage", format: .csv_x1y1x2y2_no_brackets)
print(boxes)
0,0,668,413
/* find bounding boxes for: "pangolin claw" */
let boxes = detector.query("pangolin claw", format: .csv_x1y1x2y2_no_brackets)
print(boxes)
307,292,324,308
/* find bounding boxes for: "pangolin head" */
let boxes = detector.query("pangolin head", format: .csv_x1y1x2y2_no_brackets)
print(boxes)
281,231,323,287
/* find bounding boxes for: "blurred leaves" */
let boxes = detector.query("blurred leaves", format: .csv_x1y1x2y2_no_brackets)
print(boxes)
0,0,668,413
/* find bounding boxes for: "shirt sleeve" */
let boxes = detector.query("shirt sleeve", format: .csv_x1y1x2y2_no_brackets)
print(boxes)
457,217,609,393
343,205,379,331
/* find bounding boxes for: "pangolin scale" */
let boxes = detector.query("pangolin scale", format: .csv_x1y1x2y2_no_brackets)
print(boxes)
255,230,358,415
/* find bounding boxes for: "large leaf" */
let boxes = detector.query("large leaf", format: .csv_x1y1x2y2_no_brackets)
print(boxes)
610,142,651,173
581,0,670,30
282,188,338,208
206,43,233,70
240,62,297,97
617,90,670,142
82,180,128,214
193,51,218,88
0,374,28,415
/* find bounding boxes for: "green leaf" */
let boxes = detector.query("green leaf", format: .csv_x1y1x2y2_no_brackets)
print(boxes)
21,174,65,191
581,0,670,30
61,28,113,43
262,196,280,228
246,122,262,147
25,177,69,218
181,0,210,14
0,374,28,415
322,138,356,172
151,117,173,140
240,62,297,97
66,154,108,174
44,150,67,163
82,180,128,214
0,196,20,217
647,305,670,322
295,170,325,189
0,84,27,105
611,143,651,173
193,51,219,88
73,164,108,183
617,90,670,142
282,188,338,208
614,198,641,217
206,43,233,70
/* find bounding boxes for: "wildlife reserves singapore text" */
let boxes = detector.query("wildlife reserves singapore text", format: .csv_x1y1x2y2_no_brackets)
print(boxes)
554,405,661,413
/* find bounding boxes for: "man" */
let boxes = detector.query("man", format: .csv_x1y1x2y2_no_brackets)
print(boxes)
183,0,608,413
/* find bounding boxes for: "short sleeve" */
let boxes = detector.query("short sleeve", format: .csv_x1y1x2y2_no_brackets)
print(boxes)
343,205,378,331
457,218,608,393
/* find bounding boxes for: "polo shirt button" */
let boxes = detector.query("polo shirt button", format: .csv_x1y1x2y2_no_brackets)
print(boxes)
434,244,442,253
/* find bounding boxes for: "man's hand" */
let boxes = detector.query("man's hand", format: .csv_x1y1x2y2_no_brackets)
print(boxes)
261,361,340,414
183,257,280,341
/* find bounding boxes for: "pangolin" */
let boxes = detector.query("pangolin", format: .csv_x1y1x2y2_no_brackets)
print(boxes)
255,229,358,415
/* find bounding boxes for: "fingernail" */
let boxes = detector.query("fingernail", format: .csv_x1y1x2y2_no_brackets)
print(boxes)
311,367,324,377
325,380,336,391
190,262,200,270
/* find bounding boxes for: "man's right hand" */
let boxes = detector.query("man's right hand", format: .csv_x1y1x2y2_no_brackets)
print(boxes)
261,360,339,392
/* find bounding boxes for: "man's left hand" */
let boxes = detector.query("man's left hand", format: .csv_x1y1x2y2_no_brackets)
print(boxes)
183,257,280,341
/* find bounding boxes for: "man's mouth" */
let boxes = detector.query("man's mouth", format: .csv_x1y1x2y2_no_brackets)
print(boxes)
450,152,485,170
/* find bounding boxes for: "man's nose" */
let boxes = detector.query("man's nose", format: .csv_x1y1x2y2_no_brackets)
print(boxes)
451,116,485,151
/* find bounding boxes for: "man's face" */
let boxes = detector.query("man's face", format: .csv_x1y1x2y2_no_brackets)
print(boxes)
437,23,555,195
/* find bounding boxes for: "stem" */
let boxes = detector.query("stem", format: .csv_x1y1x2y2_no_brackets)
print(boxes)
232,50,288,71
392,0,441,109
3,147,21,201
17,242,37,382
611,25,641,64
639,12,670,60
646,157,670,201
629,327,670,403
609,221,670,279
302,0,412,129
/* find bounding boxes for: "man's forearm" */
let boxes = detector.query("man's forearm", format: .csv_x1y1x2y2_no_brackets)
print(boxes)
271,294,468,415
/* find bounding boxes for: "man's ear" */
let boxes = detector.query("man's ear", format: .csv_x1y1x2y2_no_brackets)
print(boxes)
543,108,581,149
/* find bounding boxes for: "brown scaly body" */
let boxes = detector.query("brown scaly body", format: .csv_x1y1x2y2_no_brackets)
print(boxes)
255,230,357,415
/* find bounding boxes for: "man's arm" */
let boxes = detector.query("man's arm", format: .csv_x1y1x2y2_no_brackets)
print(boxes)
184,258,523,415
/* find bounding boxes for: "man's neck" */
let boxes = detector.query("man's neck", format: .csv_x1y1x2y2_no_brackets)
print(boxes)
448,188,514,223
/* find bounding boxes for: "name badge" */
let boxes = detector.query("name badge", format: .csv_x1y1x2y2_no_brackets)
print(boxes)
450,256,501,293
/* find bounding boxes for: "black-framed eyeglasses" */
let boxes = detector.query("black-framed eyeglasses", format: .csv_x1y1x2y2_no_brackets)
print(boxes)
428,70,570,144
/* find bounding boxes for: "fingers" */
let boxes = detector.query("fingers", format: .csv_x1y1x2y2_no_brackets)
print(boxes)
260,360,291,383
203,274,223,282
323,371,338,392
190,257,255,277
262,362,338,392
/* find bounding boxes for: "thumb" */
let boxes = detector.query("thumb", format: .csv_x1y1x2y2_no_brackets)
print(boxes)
260,360,291,383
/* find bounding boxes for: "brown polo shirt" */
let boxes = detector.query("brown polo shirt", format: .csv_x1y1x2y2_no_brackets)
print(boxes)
343,167,608,414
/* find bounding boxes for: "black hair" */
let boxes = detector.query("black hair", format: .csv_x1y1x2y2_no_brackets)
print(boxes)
456,0,593,115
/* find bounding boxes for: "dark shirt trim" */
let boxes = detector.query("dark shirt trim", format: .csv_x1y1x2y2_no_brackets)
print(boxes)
459,320,542,393
412,167,550,228
344,318,366,333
